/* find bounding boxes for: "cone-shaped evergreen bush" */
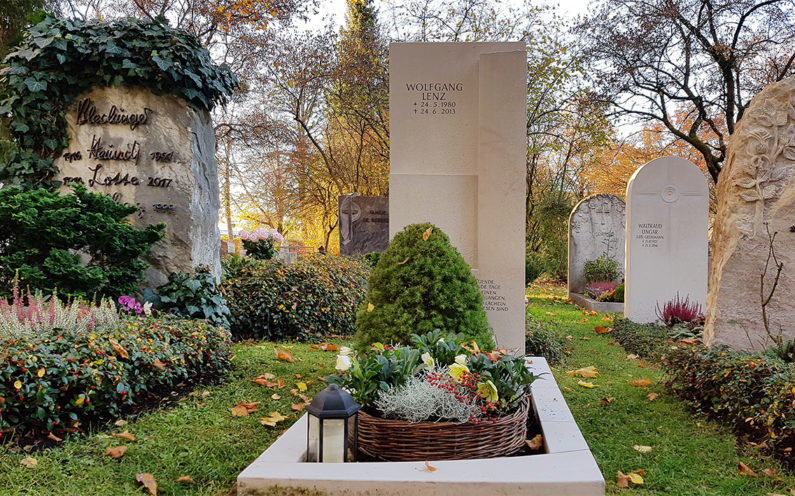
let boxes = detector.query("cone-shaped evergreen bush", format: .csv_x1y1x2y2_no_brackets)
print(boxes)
353,222,494,351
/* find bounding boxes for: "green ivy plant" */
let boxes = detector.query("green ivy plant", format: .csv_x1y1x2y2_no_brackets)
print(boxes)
152,266,231,330
0,14,238,189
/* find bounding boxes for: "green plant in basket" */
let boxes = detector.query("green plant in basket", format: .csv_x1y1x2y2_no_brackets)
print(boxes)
353,223,494,352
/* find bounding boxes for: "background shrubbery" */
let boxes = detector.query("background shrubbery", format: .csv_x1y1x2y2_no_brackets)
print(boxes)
223,254,369,341
0,318,232,433
663,345,794,468
525,315,568,365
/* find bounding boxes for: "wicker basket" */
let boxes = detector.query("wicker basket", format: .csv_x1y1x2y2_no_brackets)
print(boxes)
356,397,530,461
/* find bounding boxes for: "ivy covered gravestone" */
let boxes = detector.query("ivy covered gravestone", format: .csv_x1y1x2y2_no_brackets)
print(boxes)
0,16,237,287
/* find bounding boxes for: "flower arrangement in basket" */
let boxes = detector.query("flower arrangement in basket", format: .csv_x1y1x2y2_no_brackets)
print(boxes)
326,330,539,461
239,227,283,260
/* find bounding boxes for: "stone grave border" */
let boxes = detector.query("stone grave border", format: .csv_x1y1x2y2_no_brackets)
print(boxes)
568,293,624,315
237,357,605,496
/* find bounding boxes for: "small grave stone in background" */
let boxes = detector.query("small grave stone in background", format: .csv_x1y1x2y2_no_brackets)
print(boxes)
624,157,708,323
567,194,626,295
55,86,221,287
705,75,795,350
338,195,389,256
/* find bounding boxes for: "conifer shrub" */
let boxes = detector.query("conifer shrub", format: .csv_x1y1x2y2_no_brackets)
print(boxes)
353,223,494,351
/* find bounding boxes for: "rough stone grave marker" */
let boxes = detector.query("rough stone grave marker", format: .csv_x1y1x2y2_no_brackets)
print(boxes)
624,157,708,323
705,75,795,350
338,195,389,256
389,43,526,353
568,194,626,295
55,86,221,287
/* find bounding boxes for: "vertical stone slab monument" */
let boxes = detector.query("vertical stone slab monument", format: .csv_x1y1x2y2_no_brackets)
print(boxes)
389,43,526,353
338,195,389,256
567,194,626,295
705,75,795,350
55,86,221,287
624,157,708,323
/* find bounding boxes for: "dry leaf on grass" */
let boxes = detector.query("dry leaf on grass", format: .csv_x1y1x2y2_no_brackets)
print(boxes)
629,378,652,387
546,312,557,317
20,457,37,468
136,473,157,495
581,318,588,322
260,411,289,427
565,335,573,341
739,461,758,477
581,337,591,341
761,468,778,478
271,394,281,400
48,432,62,442
526,434,543,450
297,382,308,392
274,348,295,363
176,475,194,483
106,446,127,459
577,381,599,389
626,354,640,360
201,391,211,398
602,314,613,321
113,431,136,442
601,397,615,405
231,401,260,417
114,419,128,427
617,471,629,488
291,403,306,412
594,326,611,334
367,303,375,312
628,473,644,485
647,393,658,402
633,445,652,453
566,366,600,379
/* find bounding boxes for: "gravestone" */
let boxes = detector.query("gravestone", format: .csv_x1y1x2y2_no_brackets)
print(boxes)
55,86,221,287
389,43,526,353
338,195,389,256
705,75,795,350
624,157,708,323
568,194,626,295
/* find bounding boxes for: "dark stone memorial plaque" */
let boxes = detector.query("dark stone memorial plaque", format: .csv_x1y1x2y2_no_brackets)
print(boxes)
338,195,389,256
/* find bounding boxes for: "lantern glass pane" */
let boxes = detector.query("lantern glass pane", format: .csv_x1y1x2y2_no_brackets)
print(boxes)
307,414,320,462
321,419,345,463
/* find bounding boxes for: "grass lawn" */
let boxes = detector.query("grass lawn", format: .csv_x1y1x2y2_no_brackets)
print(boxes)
1,285,793,495
528,282,795,495
0,341,343,496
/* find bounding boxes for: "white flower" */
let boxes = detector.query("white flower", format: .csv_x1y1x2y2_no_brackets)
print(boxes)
421,352,434,368
335,355,352,372
142,302,153,316
477,380,499,403
436,337,445,343
454,354,468,366
339,346,352,356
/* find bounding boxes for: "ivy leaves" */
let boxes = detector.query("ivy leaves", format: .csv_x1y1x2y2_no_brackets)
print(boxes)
0,15,238,189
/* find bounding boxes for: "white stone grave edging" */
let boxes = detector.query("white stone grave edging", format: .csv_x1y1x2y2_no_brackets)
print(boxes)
568,293,624,315
237,357,605,496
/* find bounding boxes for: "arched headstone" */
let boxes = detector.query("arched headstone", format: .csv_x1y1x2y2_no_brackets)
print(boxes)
705,75,795,349
567,194,625,295
624,157,708,323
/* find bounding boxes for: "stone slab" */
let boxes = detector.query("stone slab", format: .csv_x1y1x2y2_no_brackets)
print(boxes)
339,195,389,256
568,293,624,315
568,194,625,294
624,157,709,323
389,43,527,353
54,86,220,288
237,357,604,496
705,75,795,350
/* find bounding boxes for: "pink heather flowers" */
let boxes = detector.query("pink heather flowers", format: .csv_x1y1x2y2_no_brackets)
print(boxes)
240,227,284,244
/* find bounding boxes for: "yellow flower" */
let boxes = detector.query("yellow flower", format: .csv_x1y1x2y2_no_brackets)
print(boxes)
477,380,499,403
448,363,469,383
14,380,22,389
454,354,468,366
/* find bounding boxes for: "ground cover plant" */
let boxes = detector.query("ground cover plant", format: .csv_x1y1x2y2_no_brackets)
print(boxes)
0,317,232,437
525,314,568,365
527,282,795,494
153,266,231,329
224,254,369,341
354,223,494,351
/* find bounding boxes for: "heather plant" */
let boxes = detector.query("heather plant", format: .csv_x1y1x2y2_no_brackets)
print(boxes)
0,283,118,339
583,255,621,283
240,227,283,261
655,293,703,326
353,223,494,352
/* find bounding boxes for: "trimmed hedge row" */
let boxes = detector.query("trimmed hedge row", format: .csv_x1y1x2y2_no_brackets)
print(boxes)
663,345,794,467
223,255,369,341
611,317,670,360
0,318,231,433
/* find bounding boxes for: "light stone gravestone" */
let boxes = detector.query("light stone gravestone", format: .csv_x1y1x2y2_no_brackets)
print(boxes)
624,157,708,323
705,75,795,350
338,195,389,256
55,86,221,287
389,42,526,353
567,194,625,295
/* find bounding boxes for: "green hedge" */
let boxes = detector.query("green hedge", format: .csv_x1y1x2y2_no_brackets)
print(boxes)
663,346,794,467
223,255,369,341
611,317,669,360
0,318,232,433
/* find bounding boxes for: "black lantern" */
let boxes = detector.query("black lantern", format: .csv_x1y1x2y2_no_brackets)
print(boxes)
305,384,360,463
